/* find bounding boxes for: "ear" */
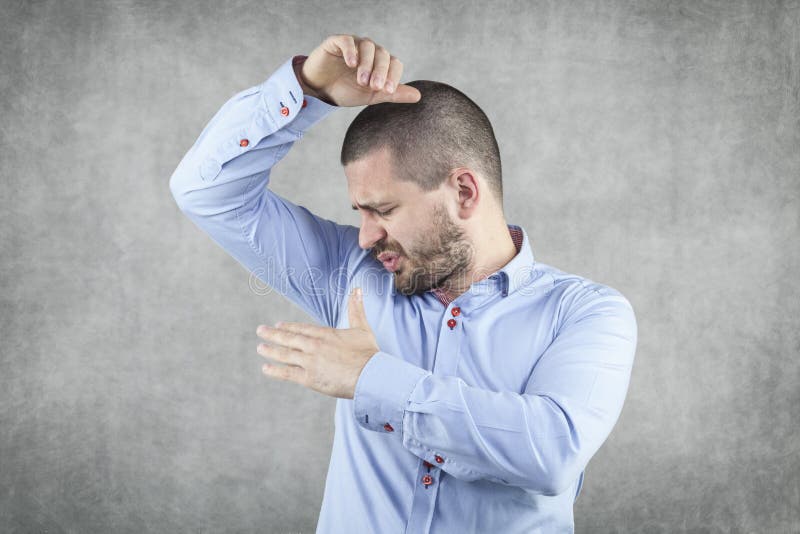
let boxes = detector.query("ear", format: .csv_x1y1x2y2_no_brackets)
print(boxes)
452,169,480,217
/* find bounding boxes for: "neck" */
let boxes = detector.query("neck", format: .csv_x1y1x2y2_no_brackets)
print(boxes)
436,218,518,301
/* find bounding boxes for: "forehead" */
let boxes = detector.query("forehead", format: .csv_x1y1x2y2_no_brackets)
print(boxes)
344,146,424,205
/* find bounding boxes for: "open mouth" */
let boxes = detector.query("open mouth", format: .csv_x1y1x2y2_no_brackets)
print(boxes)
377,251,402,273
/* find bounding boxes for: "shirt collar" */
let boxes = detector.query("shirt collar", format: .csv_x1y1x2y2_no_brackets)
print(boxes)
429,224,535,305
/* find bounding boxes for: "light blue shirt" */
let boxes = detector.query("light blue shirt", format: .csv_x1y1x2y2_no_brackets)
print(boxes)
169,55,638,534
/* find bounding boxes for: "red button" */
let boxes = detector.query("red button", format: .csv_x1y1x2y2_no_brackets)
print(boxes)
239,139,249,147
383,423,394,432
451,307,461,317
434,455,444,463
421,474,434,486
447,318,457,329
280,106,290,116
423,460,433,469
302,99,308,108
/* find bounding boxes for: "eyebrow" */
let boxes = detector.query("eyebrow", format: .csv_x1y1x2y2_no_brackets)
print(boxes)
351,201,394,211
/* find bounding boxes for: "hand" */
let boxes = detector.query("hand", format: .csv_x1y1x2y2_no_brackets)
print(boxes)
256,287,379,399
295,34,421,107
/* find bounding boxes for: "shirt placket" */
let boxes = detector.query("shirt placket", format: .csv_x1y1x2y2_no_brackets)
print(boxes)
405,303,464,534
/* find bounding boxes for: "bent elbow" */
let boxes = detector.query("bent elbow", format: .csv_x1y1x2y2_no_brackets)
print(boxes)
169,169,193,212
541,467,581,497
522,441,587,496
524,462,582,497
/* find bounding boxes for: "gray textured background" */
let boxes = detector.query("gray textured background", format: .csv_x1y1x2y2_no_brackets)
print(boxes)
1,0,798,532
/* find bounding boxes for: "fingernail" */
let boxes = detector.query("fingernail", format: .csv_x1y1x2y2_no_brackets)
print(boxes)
374,76,384,88
347,55,357,66
360,71,369,85
385,81,394,93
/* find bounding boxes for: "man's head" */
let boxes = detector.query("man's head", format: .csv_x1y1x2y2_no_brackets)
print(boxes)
341,80,504,295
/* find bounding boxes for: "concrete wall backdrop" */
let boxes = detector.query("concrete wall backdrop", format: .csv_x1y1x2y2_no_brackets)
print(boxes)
1,1,798,532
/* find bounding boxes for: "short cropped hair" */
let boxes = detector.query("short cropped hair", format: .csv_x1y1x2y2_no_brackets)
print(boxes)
340,80,503,204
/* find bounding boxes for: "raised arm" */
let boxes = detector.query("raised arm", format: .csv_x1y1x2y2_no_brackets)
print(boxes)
169,35,420,326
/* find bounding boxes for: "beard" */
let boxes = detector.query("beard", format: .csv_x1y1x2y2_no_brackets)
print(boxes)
372,203,474,296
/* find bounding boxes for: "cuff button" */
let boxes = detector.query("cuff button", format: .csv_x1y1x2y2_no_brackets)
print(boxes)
239,138,249,147
383,423,394,432
280,106,290,117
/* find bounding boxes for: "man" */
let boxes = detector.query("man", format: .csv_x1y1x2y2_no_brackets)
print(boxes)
170,34,637,533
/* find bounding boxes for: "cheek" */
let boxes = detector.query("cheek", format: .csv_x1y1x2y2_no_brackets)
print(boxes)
388,210,427,255
390,233,409,254
382,222,405,248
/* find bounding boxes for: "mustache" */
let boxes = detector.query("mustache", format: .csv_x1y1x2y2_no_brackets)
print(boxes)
372,243,403,259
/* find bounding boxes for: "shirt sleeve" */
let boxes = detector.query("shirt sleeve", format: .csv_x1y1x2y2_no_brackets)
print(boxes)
353,290,638,496
169,55,361,328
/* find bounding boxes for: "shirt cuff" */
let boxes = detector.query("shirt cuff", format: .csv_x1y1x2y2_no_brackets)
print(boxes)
353,351,430,434
258,55,337,134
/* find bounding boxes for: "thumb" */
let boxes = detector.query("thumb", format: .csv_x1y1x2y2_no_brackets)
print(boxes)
384,84,421,104
348,287,368,329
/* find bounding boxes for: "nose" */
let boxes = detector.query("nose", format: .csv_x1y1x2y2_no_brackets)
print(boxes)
358,213,387,250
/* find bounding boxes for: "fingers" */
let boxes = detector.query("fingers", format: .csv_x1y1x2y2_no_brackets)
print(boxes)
384,56,403,94
322,34,416,104
327,34,358,67
355,37,391,92
257,323,313,384
256,325,318,351
356,37,417,103
262,362,305,383
369,46,391,91
356,38,376,87
265,321,329,338
257,343,304,366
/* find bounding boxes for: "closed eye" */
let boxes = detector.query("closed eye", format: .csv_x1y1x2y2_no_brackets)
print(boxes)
377,207,395,217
